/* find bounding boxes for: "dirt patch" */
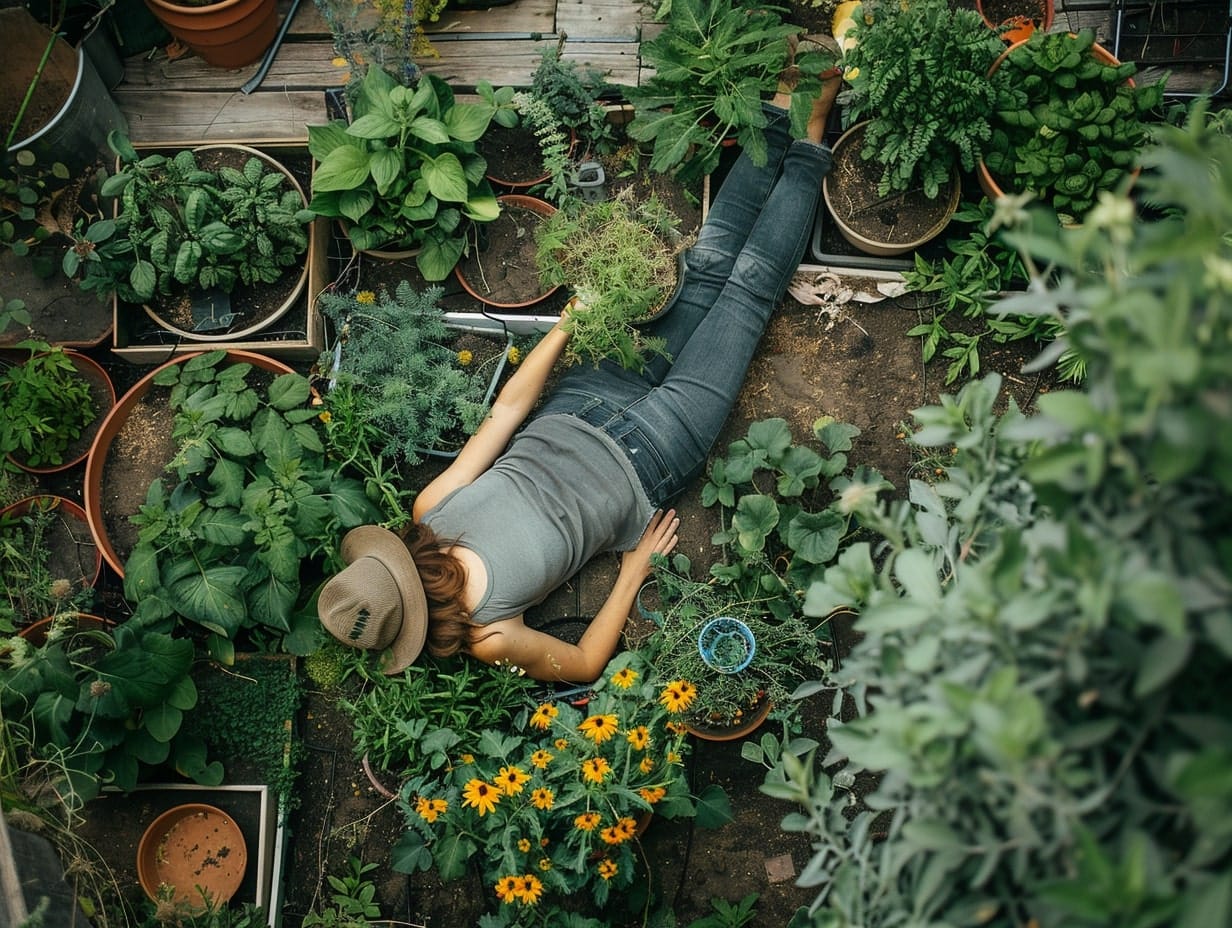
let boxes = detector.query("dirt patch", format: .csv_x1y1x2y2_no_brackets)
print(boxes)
478,123,553,187
99,383,175,567
455,200,556,307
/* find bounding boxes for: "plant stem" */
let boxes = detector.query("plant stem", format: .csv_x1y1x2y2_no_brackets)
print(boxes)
6,29,62,151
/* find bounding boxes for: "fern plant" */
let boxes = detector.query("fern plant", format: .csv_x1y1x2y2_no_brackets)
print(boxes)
318,283,504,464
840,0,1007,198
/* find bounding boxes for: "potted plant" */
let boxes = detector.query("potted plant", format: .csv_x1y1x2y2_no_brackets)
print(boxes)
628,0,836,183
0,341,114,473
534,189,687,371
977,28,1166,222
529,43,618,158
454,193,561,309
66,131,313,342
303,69,502,280
0,613,220,808
2,6,128,171
83,349,382,659
825,0,1008,256
317,282,513,465
0,495,100,632
142,0,279,69
391,650,732,920
476,88,576,198
642,554,828,740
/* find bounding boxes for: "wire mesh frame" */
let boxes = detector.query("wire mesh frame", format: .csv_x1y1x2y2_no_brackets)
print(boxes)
1112,0,1232,97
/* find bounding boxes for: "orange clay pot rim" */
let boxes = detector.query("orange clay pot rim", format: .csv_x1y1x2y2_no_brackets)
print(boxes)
453,194,561,310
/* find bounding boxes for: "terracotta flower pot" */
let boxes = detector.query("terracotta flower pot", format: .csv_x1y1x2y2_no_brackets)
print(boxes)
83,350,294,577
5,350,116,474
482,125,579,189
135,144,310,342
136,803,247,911
1,496,103,619
453,194,561,310
976,0,1054,43
143,0,278,69
822,121,961,257
975,38,1139,206
18,612,112,646
685,692,773,742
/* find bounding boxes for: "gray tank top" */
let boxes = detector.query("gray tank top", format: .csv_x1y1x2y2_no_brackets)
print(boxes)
419,414,655,624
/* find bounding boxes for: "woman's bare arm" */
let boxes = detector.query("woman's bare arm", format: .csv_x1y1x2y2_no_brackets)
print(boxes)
469,510,681,681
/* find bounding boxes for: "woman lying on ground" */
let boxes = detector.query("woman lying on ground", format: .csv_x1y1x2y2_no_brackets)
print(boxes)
317,46,842,682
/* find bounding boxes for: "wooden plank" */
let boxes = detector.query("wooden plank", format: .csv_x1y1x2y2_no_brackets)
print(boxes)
113,90,327,143
555,0,644,42
290,0,558,39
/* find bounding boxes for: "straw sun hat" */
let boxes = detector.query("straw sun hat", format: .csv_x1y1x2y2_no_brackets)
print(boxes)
317,525,428,674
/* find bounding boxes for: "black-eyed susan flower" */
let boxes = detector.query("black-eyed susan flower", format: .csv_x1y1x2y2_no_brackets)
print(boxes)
574,811,602,832
530,703,559,730
413,796,448,823
659,680,697,713
666,720,689,735
639,786,666,805
530,787,555,810
495,875,518,904
615,816,638,839
517,837,532,853
578,713,619,744
462,778,500,816
611,667,638,689
639,755,655,774
495,765,530,796
580,757,611,784
530,749,554,769
597,859,618,880
554,737,569,751
517,873,543,905
356,290,376,304
538,857,552,872
625,725,650,750
600,824,626,845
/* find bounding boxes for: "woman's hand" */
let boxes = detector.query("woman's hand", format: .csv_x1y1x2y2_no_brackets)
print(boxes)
621,509,680,582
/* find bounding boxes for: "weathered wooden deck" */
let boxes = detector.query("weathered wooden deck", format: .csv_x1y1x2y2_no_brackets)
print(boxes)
114,0,652,143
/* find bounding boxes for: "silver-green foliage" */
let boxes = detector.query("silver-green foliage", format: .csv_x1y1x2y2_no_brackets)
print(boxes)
319,283,498,464
762,105,1232,927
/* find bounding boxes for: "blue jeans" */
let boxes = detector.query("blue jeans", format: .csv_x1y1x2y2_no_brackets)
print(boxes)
533,106,832,507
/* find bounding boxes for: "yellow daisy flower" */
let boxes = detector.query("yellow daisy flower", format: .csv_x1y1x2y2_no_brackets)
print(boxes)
666,720,689,735
413,796,448,823
317,410,332,423
611,667,638,689
494,875,518,904
578,713,619,744
574,811,602,832
581,757,612,784
460,753,476,764
356,290,376,304
626,726,650,750
598,859,618,880
659,680,697,713
457,349,473,366
639,786,667,805
530,787,555,810
530,703,559,730
639,755,655,774
518,837,532,853
554,737,570,751
494,765,530,796
667,750,682,765
530,749,554,769
616,816,638,839
462,778,500,816
600,824,626,845
517,873,543,905
538,857,552,872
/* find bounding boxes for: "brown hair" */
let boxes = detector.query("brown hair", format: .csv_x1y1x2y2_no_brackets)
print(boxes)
403,522,477,658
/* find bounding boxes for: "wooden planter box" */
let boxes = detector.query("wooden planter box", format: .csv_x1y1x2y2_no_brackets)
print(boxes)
110,140,330,364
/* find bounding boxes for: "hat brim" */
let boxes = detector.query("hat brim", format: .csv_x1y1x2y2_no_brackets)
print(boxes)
340,525,428,674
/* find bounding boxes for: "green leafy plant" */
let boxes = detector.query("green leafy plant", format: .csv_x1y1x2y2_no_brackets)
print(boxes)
701,416,888,618
840,0,1007,198
535,189,684,371
760,104,1232,928
530,43,617,155
902,198,1082,385
120,350,381,655
1,149,71,268
0,297,31,335
642,554,828,731
393,651,732,925
344,653,537,786
0,497,96,632
317,282,506,465
687,892,760,928
0,341,96,469
0,616,220,807
301,857,382,927
628,0,835,183
303,69,501,280
511,90,573,201
66,132,310,304
983,28,1165,220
